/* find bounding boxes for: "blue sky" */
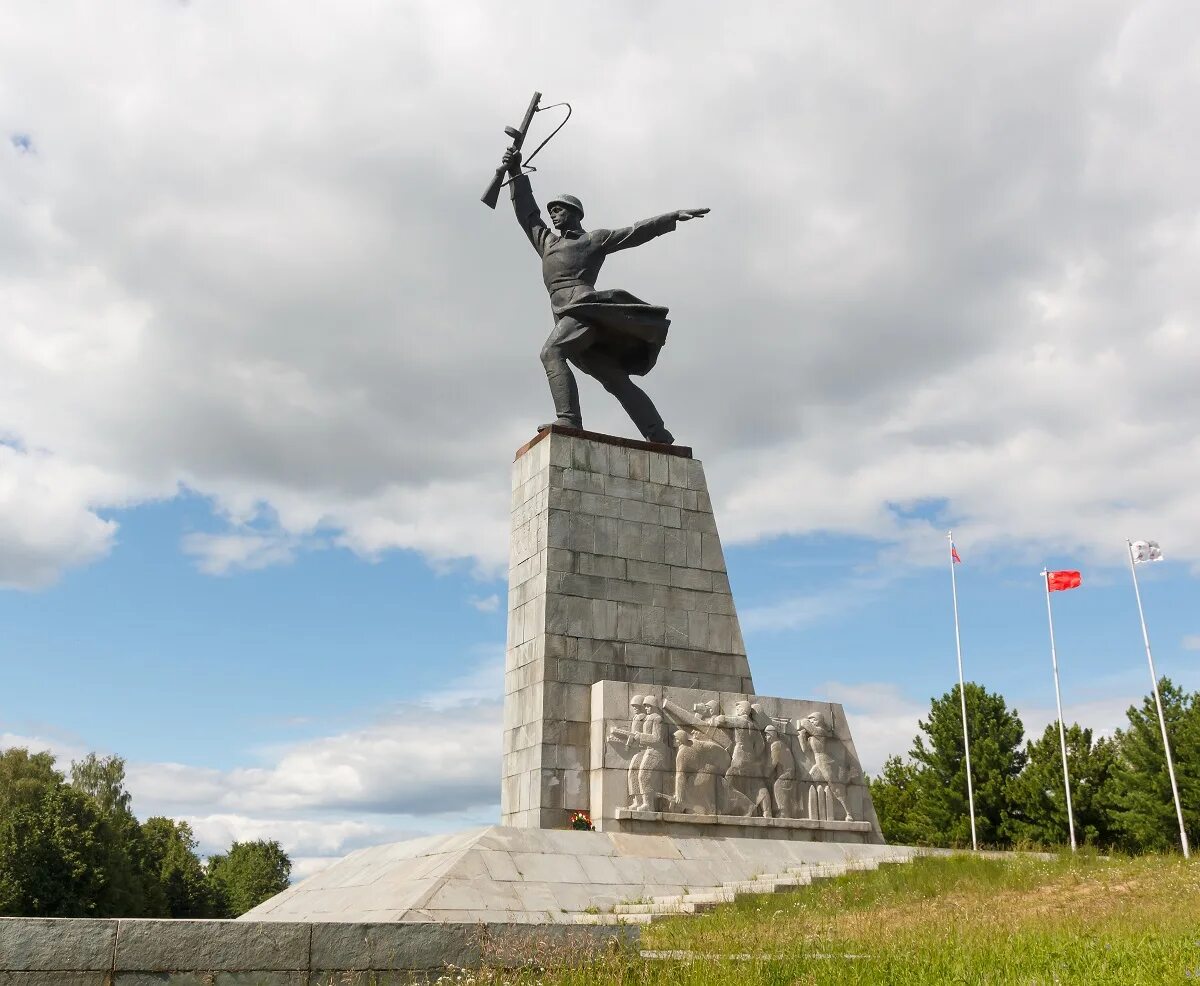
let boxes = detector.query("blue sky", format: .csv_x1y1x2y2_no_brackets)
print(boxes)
3,1,1199,876
4,489,1195,877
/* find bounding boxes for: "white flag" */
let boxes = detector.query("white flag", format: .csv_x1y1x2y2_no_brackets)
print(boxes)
1131,540,1163,563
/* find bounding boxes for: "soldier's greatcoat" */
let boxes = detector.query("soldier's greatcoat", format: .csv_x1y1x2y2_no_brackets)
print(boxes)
510,174,676,375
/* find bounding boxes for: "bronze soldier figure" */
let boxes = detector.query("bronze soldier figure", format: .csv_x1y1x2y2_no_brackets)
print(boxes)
502,148,708,445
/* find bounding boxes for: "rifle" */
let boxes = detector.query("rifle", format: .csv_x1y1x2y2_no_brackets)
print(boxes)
481,91,542,209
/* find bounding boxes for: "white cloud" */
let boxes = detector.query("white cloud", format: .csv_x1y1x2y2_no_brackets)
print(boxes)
181,529,304,575
181,813,396,860
824,681,926,776
1183,635,1200,651
4,665,503,867
126,698,502,819
469,593,500,613
0,2,1197,586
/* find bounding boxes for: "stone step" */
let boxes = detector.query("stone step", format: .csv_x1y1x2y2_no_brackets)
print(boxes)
571,912,654,926
573,855,921,925
613,899,718,915
721,878,808,894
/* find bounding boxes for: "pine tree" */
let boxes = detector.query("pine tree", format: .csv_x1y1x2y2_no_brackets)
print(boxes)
1108,678,1199,853
1005,722,1118,847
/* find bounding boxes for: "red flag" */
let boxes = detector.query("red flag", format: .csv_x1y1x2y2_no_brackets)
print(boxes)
1047,570,1081,592
951,545,962,564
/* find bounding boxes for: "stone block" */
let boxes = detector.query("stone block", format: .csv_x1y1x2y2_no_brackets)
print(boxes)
637,524,665,564
639,606,666,645
606,475,645,502
671,566,712,592
560,468,604,495
619,498,660,525
546,546,575,573
591,599,618,639
575,552,626,580
700,532,726,571
568,513,595,553
615,601,639,641
663,528,687,566
593,515,619,555
663,608,689,647
615,519,642,559
627,448,649,481
125,976,306,986
607,578,655,606
554,571,606,600
667,455,689,488
627,560,670,586
310,922,482,973
113,920,309,971
547,509,571,549
579,491,622,518
681,509,718,534
648,452,669,485
0,919,115,971
624,643,670,672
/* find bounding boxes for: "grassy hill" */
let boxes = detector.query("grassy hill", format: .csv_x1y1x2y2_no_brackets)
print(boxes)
462,852,1199,985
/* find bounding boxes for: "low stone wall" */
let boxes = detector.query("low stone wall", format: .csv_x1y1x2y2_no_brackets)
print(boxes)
0,917,638,983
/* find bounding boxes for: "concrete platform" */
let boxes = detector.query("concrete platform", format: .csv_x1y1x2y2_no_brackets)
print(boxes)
241,825,917,924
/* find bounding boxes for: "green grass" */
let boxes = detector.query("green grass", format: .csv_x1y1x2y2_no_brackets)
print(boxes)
477,852,1200,985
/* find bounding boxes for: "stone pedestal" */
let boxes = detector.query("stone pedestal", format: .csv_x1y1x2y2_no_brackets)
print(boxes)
502,427,754,829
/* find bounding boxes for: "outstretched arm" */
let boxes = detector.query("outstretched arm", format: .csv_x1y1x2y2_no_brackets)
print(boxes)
601,207,710,253
504,150,552,255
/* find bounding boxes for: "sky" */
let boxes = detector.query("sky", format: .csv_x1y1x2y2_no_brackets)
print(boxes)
2,1,1198,879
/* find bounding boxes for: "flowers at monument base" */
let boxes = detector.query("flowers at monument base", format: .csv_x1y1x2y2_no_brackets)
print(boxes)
569,810,594,831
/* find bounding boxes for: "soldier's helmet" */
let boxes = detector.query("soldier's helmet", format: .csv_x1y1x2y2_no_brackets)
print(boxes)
547,193,584,218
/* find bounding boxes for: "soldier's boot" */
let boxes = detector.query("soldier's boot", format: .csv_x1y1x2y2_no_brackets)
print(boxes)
540,345,583,432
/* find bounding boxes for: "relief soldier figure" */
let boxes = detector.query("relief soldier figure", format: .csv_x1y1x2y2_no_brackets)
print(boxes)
668,727,730,815
633,696,671,811
607,695,647,809
501,147,708,444
608,695,669,811
764,723,800,819
798,711,861,822
712,700,773,818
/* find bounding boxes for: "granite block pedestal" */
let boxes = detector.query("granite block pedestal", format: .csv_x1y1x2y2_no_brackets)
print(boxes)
503,426,755,830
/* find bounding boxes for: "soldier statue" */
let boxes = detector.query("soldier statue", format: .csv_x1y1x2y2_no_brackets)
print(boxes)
501,148,709,445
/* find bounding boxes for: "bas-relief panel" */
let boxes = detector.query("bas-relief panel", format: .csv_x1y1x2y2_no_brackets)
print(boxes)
596,685,872,830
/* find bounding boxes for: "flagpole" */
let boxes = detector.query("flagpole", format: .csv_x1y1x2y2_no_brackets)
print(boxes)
947,531,978,851
1126,541,1190,858
1042,569,1077,851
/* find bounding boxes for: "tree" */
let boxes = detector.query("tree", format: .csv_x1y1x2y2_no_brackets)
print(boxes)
872,683,1027,847
0,749,108,917
1005,723,1118,847
70,753,154,916
869,756,930,845
907,682,1027,847
141,817,218,918
206,840,292,917
0,748,61,808
1108,678,1200,853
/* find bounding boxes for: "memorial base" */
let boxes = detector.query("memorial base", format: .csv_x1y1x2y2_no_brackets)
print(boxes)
242,826,911,925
